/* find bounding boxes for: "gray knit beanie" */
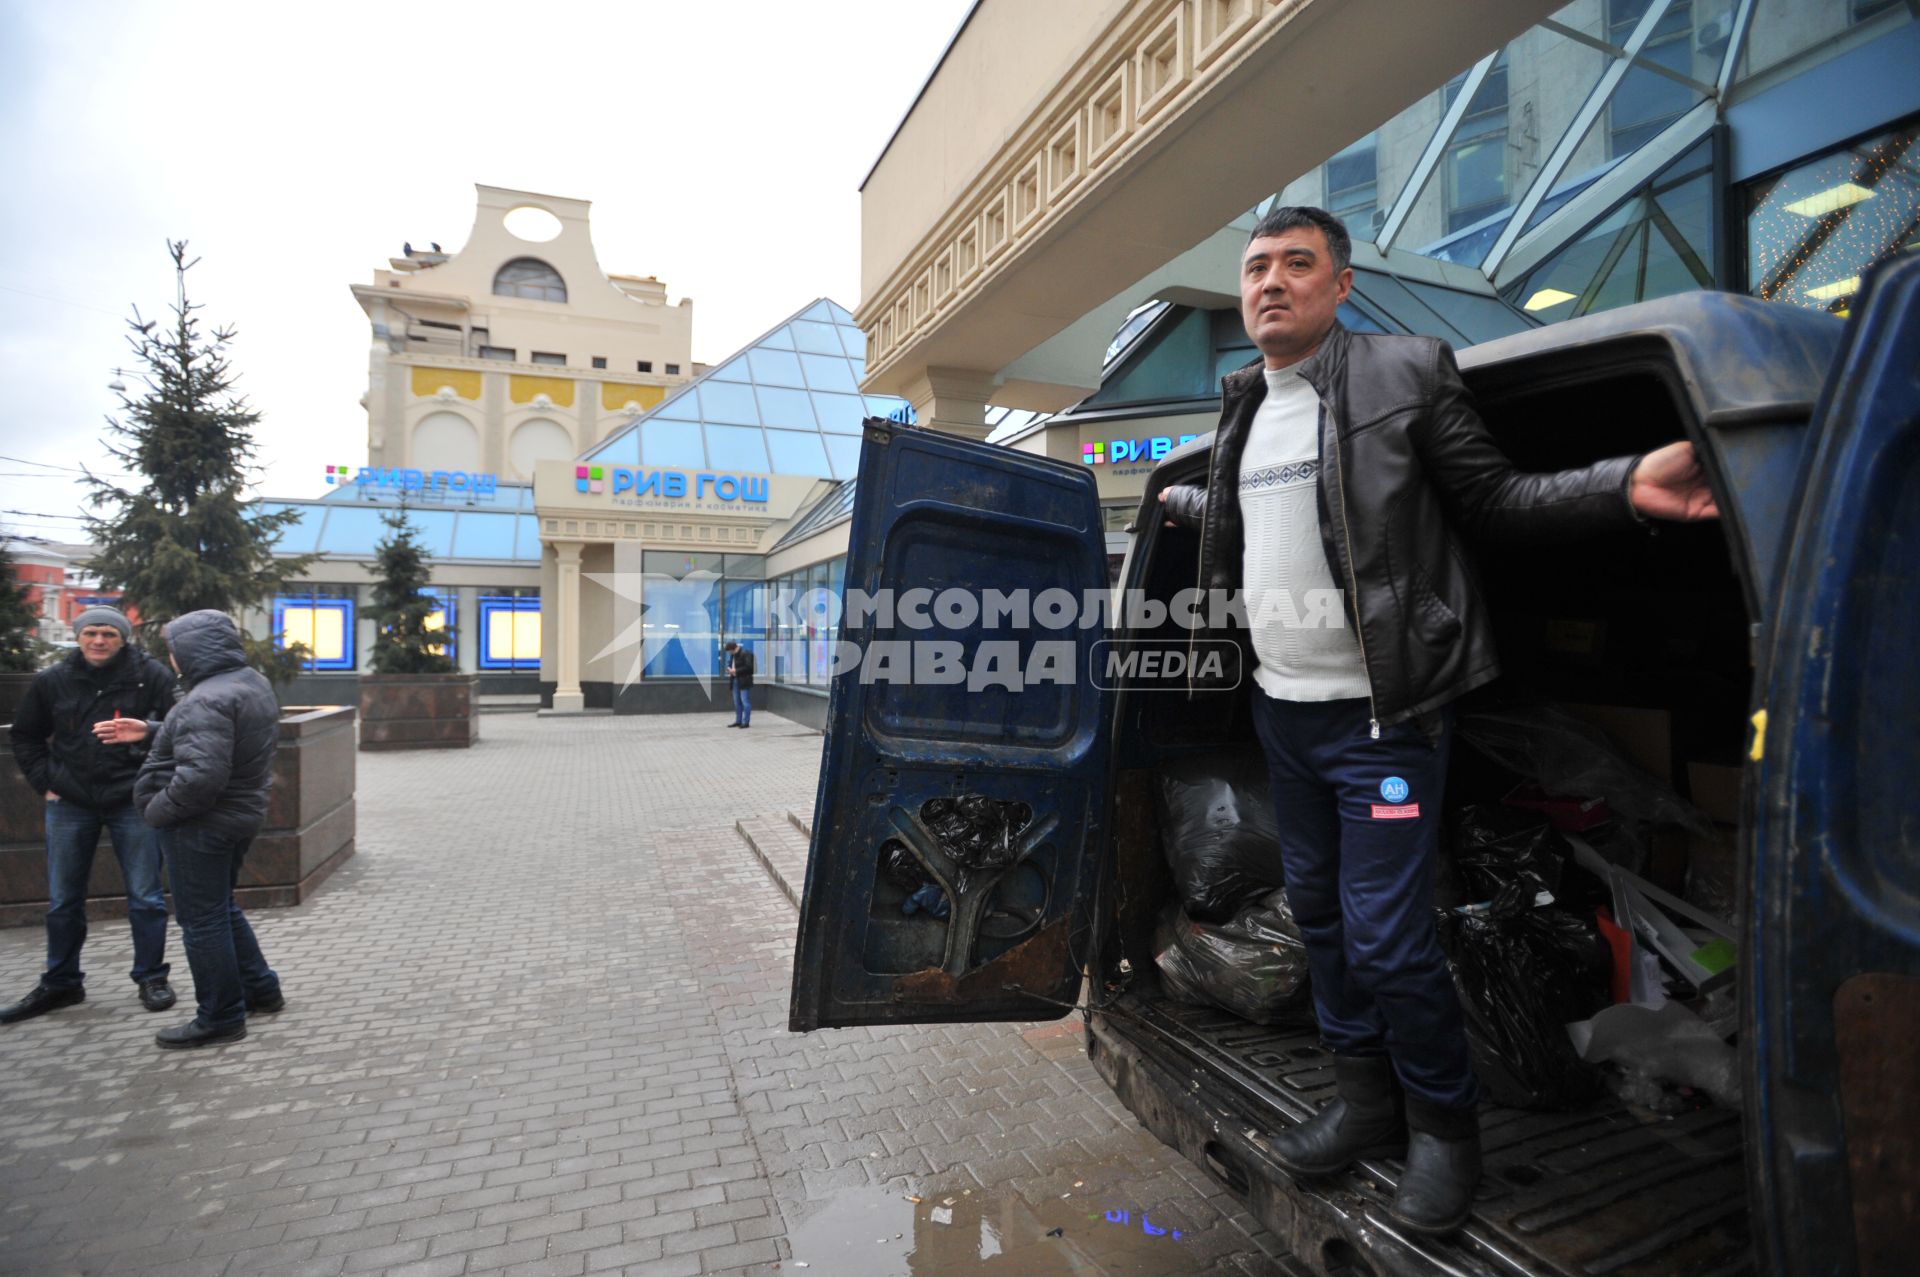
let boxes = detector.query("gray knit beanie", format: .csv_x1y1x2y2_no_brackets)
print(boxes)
73,605,133,642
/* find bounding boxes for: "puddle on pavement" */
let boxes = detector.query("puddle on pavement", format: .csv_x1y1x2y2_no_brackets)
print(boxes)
783,1184,1201,1275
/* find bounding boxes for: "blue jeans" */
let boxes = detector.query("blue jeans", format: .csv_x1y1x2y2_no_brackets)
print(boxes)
1249,693,1476,1111
161,823,279,1031
44,799,169,990
733,686,751,725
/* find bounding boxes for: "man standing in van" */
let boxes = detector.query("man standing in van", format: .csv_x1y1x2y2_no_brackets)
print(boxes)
1160,205,1715,1235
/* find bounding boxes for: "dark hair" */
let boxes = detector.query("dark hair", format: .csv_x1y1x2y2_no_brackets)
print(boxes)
1247,205,1351,275
724,641,739,650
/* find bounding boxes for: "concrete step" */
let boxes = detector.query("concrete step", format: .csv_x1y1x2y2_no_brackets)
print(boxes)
786,810,812,841
736,813,811,910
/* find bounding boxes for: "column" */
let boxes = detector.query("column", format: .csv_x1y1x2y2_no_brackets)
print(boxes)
900,366,999,441
551,540,585,713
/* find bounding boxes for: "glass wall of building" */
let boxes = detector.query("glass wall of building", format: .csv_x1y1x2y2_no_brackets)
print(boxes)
581,300,911,482
259,485,541,677
638,551,765,680
1264,0,1916,324
765,556,847,690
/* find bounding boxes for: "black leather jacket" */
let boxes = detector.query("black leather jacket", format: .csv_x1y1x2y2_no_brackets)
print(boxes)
1162,322,1644,728
8,646,176,809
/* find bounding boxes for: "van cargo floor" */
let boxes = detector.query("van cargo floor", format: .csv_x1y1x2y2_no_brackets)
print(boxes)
1114,994,1753,1277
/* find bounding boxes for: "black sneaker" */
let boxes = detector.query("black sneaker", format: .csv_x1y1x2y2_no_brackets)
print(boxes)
156,1019,246,1049
0,982,84,1024
247,989,286,1014
139,978,177,1012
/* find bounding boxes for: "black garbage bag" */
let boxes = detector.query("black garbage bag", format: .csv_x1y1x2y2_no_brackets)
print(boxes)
1450,805,1570,912
1438,900,1612,1111
1457,705,1712,838
880,839,932,893
921,795,1032,893
1153,889,1313,1025
1156,754,1285,922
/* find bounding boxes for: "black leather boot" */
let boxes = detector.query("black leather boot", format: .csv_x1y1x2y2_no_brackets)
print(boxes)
1390,1099,1482,1236
1271,1054,1406,1176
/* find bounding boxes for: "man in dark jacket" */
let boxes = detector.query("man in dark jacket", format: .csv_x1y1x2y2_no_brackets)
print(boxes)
725,640,754,729
3,605,178,1023
1159,206,1716,1235
131,610,284,1049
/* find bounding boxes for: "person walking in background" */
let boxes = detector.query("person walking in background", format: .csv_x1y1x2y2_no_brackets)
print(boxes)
725,640,754,729
129,611,284,1049
3,606,177,1024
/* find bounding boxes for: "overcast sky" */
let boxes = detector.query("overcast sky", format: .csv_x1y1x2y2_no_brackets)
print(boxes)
0,0,974,542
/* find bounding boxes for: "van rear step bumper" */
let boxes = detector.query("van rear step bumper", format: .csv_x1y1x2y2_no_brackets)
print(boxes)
1088,997,1753,1277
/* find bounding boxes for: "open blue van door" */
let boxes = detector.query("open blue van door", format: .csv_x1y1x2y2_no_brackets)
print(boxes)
788,421,1114,1031
1749,252,1920,1275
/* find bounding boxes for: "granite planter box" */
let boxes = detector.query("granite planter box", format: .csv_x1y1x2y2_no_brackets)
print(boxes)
358,673,480,751
0,704,357,926
0,671,35,728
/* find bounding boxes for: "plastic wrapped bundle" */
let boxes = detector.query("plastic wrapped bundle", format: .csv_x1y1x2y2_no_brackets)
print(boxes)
1155,754,1286,921
1450,804,1571,911
1438,900,1613,1111
1456,706,1713,837
1153,889,1313,1025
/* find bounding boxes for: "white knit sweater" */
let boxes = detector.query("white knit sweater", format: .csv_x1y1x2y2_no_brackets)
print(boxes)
1239,365,1370,701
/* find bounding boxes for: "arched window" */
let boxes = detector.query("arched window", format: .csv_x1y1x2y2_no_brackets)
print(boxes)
493,258,567,302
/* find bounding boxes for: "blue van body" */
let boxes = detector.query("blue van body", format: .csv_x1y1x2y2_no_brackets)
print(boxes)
790,253,1920,1275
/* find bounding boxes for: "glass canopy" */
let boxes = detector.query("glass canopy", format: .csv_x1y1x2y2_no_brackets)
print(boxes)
580,299,911,480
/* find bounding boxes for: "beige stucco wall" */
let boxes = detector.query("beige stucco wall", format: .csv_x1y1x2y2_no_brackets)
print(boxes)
856,0,1565,411
860,0,1124,297
356,185,696,481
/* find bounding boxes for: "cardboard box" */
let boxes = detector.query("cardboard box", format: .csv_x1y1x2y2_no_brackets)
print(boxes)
1562,702,1674,788
1687,761,1743,825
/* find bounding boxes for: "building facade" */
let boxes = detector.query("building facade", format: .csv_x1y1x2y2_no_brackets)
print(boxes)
266,183,910,723
352,184,697,483
851,0,1918,527
1,538,128,645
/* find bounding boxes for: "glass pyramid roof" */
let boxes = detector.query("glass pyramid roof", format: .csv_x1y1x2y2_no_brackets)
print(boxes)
580,299,911,481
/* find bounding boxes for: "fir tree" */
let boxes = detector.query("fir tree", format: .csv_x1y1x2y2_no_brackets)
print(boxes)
366,509,453,675
84,241,315,679
0,537,45,672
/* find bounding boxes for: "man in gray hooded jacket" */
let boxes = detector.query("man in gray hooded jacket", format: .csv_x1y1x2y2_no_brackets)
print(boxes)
127,610,285,1048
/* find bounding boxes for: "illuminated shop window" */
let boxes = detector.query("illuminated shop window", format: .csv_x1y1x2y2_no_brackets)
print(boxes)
273,594,355,671
424,587,455,662
478,593,541,670
1746,121,1920,318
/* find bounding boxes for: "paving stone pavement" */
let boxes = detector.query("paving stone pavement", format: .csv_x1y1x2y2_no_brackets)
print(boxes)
0,713,1287,1276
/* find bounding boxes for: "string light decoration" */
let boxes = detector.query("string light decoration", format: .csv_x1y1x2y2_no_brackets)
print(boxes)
1748,124,1920,315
